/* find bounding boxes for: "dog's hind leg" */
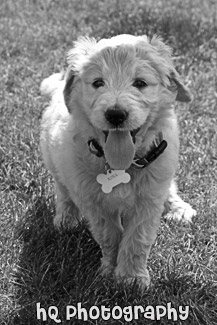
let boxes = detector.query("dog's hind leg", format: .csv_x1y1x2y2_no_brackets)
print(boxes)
54,180,82,229
163,180,196,222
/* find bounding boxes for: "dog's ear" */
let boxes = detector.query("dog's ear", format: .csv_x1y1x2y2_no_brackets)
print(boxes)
63,69,75,112
150,35,173,64
67,36,97,72
150,36,192,103
63,37,97,112
168,71,192,102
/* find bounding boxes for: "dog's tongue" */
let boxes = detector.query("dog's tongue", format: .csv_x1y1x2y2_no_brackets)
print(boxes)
104,130,135,170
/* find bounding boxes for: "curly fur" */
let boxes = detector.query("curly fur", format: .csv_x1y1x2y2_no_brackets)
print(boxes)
40,34,196,286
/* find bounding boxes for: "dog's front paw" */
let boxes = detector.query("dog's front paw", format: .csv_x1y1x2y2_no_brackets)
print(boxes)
53,213,82,229
125,275,151,289
165,201,196,223
115,268,150,288
53,214,65,229
99,263,115,277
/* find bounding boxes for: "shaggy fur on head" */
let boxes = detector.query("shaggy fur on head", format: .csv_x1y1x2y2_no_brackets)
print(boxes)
40,34,196,286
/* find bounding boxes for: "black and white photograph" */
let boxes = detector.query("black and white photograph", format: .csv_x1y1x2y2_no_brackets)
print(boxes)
1,0,217,324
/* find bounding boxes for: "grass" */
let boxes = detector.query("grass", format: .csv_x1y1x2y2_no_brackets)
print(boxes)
0,0,217,324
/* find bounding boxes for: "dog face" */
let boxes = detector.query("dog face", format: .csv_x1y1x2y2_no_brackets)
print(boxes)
64,34,191,170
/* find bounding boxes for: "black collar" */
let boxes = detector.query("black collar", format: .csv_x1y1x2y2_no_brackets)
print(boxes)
88,132,167,169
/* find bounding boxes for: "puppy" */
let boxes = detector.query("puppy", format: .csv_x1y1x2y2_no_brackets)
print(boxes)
40,34,196,286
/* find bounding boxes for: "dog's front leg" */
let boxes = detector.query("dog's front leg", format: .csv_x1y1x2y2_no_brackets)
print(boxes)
88,214,123,276
115,203,162,287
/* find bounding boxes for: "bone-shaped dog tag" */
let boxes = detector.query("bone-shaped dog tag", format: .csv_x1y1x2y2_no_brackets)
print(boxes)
96,170,131,193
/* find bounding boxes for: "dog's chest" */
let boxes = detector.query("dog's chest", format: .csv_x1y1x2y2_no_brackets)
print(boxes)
101,182,136,210
93,166,137,209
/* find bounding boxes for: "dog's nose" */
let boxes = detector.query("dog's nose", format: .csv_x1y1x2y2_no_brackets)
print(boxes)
105,109,128,126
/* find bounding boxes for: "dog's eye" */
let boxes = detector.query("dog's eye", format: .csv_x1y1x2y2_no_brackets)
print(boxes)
92,79,105,89
133,79,148,89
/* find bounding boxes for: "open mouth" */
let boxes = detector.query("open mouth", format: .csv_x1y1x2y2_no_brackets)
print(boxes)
103,127,140,144
102,127,141,170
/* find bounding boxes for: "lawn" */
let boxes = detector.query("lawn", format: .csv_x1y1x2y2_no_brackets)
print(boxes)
0,0,217,324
